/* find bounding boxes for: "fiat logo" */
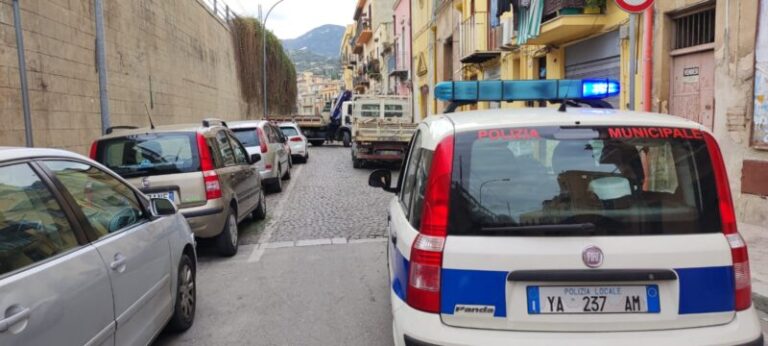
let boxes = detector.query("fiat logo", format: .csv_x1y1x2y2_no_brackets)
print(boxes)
582,246,604,268
141,177,151,189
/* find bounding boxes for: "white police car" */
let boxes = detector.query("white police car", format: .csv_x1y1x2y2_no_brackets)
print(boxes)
368,80,763,346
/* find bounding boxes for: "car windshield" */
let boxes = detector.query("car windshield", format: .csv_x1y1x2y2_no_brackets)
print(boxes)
232,128,260,147
280,127,299,137
448,126,722,236
95,132,200,178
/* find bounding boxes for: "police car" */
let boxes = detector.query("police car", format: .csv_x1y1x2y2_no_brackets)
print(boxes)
368,79,763,346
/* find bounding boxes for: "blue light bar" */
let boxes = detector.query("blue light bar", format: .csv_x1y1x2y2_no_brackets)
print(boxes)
434,79,620,102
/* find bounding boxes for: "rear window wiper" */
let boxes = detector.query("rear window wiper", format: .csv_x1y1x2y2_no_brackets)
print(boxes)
481,223,595,233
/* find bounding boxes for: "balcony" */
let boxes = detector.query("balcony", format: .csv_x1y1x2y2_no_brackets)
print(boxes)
521,0,608,46
355,19,373,46
353,75,369,92
460,13,501,64
364,59,381,80
353,0,366,20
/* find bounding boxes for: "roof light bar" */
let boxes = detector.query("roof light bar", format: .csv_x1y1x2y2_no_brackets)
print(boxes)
434,79,620,102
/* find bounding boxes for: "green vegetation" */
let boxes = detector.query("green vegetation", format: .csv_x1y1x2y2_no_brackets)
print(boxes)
231,18,297,116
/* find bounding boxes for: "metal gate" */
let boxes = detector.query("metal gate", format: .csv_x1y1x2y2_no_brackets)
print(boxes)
565,31,621,108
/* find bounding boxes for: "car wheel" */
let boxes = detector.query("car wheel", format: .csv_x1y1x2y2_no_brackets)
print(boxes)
271,173,283,193
342,132,351,147
288,156,293,168
252,191,267,220
216,210,239,257
303,152,309,163
167,253,196,332
283,166,291,180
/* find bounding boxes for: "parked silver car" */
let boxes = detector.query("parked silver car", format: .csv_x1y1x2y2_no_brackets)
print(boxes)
0,148,197,345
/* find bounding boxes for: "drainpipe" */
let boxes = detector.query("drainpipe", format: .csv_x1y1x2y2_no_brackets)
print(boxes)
628,14,637,111
641,6,654,112
12,0,32,146
94,0,111,134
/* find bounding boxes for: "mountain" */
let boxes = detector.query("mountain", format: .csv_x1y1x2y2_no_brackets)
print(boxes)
282,24,346,58
286,48,341,79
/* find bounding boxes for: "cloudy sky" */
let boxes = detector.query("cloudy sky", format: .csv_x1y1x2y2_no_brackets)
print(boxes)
223,0,359,39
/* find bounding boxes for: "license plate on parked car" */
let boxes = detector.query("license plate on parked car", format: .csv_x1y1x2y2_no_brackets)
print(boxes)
146,191,176,203
527,285,660,314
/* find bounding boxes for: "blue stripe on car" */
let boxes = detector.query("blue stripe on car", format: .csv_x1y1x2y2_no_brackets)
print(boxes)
390,247,734,316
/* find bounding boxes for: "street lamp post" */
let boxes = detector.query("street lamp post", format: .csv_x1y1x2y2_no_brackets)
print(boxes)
260,0,286,118
12,0,32,147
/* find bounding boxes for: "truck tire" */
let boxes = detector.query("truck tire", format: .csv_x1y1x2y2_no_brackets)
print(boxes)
342,132,351,147
353,158,364,169
310,140,324,146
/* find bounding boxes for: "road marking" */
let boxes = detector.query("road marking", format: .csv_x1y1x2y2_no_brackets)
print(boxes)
247,164,305,263
331,237,347,245
296,239,333,247
246,237,387,253
348,237,387,244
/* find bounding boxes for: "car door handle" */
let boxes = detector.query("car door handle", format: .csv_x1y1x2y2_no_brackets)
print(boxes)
110,253,127,272
0,306,31,333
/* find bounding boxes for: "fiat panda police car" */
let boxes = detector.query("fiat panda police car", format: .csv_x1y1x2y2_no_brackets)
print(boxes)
368,79,763,346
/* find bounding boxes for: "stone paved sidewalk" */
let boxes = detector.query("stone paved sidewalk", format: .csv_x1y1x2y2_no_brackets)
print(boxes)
740,222,768,313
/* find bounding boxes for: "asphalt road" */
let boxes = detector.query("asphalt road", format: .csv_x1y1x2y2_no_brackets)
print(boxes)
155,145,396,346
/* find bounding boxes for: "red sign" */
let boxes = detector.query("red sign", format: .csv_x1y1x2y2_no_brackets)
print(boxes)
607,127,704,140
614,0,654,13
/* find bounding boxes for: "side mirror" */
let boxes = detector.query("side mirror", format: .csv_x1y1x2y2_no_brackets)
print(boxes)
249,153,262,164
151,198,177,217
369,169,398,193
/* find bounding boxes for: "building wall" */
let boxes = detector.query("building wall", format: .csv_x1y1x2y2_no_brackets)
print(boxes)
0,0,247,154
393,0,412,96
411,0,434,119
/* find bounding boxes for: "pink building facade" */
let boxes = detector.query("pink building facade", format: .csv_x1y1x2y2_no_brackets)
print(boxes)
391,0,411,96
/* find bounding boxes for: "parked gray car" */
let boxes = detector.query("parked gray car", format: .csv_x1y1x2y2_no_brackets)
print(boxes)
0,148,197,345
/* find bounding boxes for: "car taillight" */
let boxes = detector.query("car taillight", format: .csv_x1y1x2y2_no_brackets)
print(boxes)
407,135,453,314
704,132,751,311
290,136,303,142
197,134,221,200
257,128,268,153
89,141,98,160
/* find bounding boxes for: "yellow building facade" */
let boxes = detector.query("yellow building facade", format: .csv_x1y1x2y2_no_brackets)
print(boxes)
411,0,436,120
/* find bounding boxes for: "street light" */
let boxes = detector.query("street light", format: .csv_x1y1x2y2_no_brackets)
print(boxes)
259,0,286,118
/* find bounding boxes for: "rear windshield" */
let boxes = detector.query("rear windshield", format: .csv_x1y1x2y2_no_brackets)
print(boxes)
280,127,299,137
232,128,260,147
448,126,722,236
96,132,200,178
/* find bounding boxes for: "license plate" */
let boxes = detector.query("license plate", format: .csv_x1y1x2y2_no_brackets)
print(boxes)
146,191,176,203
378,150,400,156
527,285,660,314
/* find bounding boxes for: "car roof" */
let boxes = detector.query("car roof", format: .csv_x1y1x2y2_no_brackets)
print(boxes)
228,120,269,129
97,123,226,140
418,107,709,150
0,147,89,163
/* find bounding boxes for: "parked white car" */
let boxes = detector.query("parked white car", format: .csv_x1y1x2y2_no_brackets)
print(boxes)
230,121,292,192
0,147,196,345
279,122,309,163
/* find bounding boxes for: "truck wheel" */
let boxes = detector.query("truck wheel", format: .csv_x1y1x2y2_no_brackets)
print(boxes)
353,158,364,169
342,132,351,147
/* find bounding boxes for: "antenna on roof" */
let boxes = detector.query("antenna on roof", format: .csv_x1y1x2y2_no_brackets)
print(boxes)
144,104,156,130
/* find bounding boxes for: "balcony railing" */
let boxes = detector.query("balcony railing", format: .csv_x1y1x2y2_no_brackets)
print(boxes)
354,18,373,46
543,0,588,20
460,12,501,64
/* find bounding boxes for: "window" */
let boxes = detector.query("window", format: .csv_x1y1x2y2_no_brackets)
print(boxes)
280,126,299,137
673,8,715,50
448,126,722,237
360,104,380,117
0,163,79,276
228,133,248,165
232,128,260,147
399,132,422,218
409,149,433,228
95,132,200,178
44,161,145,239
384,104,405,118
216,131,236,166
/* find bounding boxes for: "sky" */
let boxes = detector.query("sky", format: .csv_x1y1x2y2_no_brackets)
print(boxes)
223,0,359,39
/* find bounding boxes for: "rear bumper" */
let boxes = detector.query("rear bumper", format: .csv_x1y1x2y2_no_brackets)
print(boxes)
355,142,407,161
180,199,227,238
391,292,763,346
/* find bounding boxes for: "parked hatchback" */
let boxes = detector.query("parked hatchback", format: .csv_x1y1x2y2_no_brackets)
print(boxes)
0,147,196,345
90,119,266,256
279,122,309,163
230,121,292,192
370,79,763,346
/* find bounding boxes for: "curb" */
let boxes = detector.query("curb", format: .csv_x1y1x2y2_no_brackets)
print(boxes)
753,292,768,313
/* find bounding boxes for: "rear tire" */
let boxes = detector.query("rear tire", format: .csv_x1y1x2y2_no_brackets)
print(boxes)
270,174,283,192
310,140,324,146
252,191,267,220
342,132,351,147
167,253,196,332
283,167,291,180
216,210,239,257
304,152,309,163
353,158,364,169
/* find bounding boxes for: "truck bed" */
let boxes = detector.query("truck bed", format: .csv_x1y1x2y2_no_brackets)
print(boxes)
268,115,327,128
353,121,418,143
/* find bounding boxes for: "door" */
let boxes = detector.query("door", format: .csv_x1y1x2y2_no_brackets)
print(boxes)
565,30,621,108
0,162,115,346
42,160,173,346
214,131,245,216
670,50,715,129
268,125,290,172
227,132,259,218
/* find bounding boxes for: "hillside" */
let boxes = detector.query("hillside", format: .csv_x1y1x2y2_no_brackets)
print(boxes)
282,24,345,58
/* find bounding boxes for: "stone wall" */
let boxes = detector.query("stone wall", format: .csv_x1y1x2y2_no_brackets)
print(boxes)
0,0,250,154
